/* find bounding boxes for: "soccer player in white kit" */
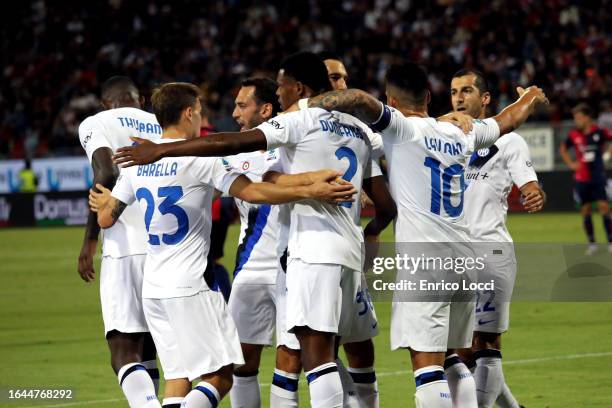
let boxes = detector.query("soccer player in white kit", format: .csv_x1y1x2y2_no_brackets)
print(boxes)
89,82,358,408
451,69,545,408
226,76,285,407
303,62,549,407
77,76,162,408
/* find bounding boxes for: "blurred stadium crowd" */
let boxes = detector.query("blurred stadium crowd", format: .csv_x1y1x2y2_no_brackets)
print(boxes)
1,0,610,158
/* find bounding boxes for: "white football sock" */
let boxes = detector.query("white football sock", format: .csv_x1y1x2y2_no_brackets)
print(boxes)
305,362,343,408
348,366,379,408
161,397,183,408
335,358,359,407
444,354,477,407
230,373,261,408
474,349,504,408
414,365,452,408
142,359,160,396
117,363,160,408
270,369,299,407
183,382,220,408
496,383,520,408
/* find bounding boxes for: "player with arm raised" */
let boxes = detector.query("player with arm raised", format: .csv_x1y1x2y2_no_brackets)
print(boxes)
303,62,548,408
77,76,162,408
90,82,356,408
450,69,545,408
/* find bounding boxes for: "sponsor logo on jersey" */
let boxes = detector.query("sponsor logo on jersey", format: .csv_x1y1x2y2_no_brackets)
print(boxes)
266,119,284,130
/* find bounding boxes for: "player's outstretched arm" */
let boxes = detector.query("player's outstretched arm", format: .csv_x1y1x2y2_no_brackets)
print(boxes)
78,148,119,282
306,89,383,124
229,174,357,205
492,86,549,135
113,130,268,167
263,169,344,187
88,183,127,229
520,181,546,213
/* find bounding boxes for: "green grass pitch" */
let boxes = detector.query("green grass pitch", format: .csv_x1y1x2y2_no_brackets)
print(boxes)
1,212,611,407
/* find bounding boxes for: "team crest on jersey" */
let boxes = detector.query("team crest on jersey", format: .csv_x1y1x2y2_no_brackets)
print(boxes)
242,161,250,171
469,145,499,169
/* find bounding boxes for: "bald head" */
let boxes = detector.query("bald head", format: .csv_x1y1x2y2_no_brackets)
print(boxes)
100,76,142,110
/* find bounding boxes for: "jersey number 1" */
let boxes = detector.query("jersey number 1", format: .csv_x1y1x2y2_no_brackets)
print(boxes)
424,157,465,217
136,186,189,245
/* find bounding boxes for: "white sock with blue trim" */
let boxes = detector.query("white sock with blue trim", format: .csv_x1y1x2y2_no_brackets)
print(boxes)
414,365,452,408
183,382,220,408
117,362,160,408
305,362,343,408
444,354,477,407
348,366,379,408
270,369,299,407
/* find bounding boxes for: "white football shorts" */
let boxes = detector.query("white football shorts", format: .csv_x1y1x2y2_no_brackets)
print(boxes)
100,255,148,336
228,280,276,345
143,290,244,381
285,258,361,336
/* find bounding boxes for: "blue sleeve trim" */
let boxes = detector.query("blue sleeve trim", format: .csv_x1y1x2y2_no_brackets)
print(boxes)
370,104,391,132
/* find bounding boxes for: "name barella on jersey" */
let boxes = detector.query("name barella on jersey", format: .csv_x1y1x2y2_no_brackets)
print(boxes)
464,132,537,243
371,104,500,242
78,107,162,257
257,108,381,271
223,150,281,284
112,139,241,299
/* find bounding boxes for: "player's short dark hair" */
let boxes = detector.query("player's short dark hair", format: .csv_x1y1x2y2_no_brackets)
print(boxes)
385,62,430,105
100,76,139,101
241,77,281,116
452,69,490,94
572,103,593,117
151,82,202,128
279,51,332,93
318,51,342,62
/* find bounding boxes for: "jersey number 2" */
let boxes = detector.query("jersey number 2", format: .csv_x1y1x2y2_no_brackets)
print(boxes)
136,186,189,245
335,147,357,208
424,157,465,217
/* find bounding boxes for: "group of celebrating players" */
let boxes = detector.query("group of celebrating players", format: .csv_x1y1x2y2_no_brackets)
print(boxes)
77,50,549,408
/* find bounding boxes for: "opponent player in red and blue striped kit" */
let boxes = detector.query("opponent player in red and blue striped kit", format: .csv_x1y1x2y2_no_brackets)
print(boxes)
560,103,612,254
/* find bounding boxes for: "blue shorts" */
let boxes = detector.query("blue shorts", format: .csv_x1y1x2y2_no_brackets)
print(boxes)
574,181,607,205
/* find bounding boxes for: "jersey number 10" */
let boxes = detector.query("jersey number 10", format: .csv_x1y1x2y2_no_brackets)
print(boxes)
424,157,465,217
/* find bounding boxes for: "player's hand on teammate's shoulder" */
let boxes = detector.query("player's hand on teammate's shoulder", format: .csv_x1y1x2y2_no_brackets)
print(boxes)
114,137,161,167
437,111,474,134
77,239,97,282
88,183,113,213
305,177,357,204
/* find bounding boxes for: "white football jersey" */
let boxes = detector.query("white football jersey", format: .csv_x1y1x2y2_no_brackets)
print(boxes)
371,104,500,242
223,149,281,285
112,139,241,299
79,107,162,257
464,132,537,242
257,108,381,271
